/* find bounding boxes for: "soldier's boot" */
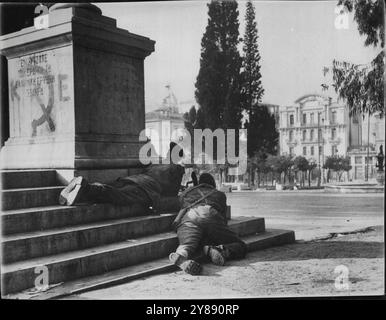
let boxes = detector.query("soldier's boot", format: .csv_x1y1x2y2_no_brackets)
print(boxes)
59,176,88,206
203,245,230,266
169,252,202,275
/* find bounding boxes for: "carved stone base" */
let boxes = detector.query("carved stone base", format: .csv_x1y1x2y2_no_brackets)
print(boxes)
376,171,385,186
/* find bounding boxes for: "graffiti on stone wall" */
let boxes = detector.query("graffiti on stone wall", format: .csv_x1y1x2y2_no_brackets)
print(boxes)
11,52,70,136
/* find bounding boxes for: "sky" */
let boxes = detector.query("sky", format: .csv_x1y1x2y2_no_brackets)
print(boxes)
97,0,381,112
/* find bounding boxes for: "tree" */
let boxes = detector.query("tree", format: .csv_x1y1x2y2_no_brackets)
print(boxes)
255,151,270,187
323,156,334,182
241,1,275,186
195,0,243,131
266,155,294,185
183,105,206,164
241,0,264,115
244,105,278,185
245,104,278,158
325,0,384,182
247,150,271,187
184,105,233,183
194,0,243,182
307,161,318,187
330,0,384,117
323,155,352,182
293,156,309,186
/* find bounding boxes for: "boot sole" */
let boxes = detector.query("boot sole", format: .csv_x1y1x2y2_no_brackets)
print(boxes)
59,177,86,206
169,252,202,275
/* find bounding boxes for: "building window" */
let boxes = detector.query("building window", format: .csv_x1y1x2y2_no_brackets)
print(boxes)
303,113,307,124
355,156,362,164
302,130,307,141
303,147,307,155
289,114,294,126
310,113,314,124
319,146,322,155
331,111,337,124
318,129,322,140
331,128,336,140
311,146,314,155
332,145,338,155
289,130,294,142
289,147,294,156
310,129,314,141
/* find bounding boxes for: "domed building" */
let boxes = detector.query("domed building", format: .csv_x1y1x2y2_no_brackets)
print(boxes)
145,85,186,158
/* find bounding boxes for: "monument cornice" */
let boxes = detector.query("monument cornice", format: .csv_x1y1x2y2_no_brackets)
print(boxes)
0,7,155,59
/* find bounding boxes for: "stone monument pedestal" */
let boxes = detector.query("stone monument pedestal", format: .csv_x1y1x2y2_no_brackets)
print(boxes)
0,4,154,183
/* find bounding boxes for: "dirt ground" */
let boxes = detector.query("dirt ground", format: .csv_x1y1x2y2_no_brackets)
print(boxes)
74,225,384,299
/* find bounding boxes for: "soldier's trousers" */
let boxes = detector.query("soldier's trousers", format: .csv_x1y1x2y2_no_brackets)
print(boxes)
82,180,151,207
175,220,247,260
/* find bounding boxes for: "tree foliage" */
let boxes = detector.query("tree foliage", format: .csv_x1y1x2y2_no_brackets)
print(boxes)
241,0,264,113
339,0,384,47
323,155,352,181
241,1,277,159
266,155,294,183
293,156,309,173
331,0,385,117
244,104,278,158
195,0,243,130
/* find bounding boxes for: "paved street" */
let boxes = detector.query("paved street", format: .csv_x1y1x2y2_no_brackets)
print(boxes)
69,191,384,300
227,191,384,241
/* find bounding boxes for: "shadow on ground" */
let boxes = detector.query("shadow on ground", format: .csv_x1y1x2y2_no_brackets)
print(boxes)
220,225,385,269
244,241,384,262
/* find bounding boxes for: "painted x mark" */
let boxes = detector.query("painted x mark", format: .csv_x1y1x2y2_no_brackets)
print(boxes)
32,94,55,136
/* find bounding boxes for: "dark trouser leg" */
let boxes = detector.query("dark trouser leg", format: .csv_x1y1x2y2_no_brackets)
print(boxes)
202,223,247,260
175,222,203,259
83,182,151,207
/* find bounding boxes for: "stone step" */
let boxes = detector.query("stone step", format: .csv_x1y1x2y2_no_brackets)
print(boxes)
1,186,64,210
1,197,194,236
2,204,153,235
2,213,179,264
3,228,295,300
1,170,59,190
243,228,295,251
1,217,264,295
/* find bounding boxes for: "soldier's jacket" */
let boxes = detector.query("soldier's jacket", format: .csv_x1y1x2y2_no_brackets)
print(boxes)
116,174,161,211
115,164,184,211
174,183,227,227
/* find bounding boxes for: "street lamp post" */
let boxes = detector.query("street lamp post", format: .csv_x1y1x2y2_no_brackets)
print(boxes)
365,111,370,181
317,112,321,187
317,112,325,187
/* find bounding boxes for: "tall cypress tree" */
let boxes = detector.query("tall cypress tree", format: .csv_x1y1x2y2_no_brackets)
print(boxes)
242,0,267,159
195,0,243,131
242,0,264,115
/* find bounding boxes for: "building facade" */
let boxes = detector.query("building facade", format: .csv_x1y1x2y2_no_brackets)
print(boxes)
279,94,349,166
279,93,385,182
347,112,385,180
145,85,185,158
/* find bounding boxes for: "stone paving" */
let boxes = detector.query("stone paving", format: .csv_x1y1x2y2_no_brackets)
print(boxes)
69,191,384,299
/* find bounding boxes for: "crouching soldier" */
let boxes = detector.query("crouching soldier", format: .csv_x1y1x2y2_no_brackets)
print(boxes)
169,173,247,275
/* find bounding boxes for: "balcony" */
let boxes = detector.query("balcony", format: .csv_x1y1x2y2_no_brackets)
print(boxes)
301,122,317,128
285,139,298,146
301,138,318,144
328,137,341,144
348,144,376,153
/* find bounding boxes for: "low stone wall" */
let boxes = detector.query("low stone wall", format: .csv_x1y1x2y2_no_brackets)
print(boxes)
324,184,384,193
